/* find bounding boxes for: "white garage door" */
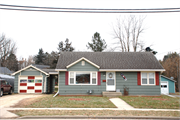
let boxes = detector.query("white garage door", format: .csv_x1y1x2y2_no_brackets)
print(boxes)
19,76,42,93
161,81,169,94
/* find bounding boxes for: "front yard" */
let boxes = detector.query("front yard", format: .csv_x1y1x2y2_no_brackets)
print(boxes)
120,95,180,109
12,95,116,108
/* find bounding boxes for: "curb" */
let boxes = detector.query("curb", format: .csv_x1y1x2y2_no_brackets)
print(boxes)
18,116,180,119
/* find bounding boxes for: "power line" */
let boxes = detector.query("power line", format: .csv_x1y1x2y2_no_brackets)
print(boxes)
0,4,180,11
0,4,180,13
0,7,180,13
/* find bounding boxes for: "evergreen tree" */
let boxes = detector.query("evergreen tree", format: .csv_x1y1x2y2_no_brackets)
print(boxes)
57,38,75,53
5,53,18,72
86,32,107,52
35,48,46,65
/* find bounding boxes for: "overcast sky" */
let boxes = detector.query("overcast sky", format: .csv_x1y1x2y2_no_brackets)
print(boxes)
0,0,180,61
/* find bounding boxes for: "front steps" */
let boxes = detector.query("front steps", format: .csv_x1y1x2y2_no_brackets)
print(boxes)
102,91,122,97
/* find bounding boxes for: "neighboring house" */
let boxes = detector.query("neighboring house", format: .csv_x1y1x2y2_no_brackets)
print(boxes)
12,65,58,94
161,75,176,94
18,58,28,69
0,67,13,75
12,52,165,95
55,52,165,96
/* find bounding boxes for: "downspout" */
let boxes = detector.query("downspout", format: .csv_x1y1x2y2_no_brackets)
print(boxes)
53,71,59,97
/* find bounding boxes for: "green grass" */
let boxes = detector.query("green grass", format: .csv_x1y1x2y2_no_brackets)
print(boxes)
120,95,180,109
16,95,116,108
10,110,180,117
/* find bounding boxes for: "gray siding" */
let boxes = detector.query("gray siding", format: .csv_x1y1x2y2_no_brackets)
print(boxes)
14,73,20,93
67,60,99,71
58,72,106,95
116,72,161,95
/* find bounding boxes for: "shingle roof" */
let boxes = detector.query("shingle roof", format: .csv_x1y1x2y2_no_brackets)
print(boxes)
0,67,13,75
56,52,164,70
42,69,57,73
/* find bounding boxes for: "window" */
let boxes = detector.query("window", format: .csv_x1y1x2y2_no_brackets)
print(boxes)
28,80,34,83
141,72,155,85
35,80,42,83
69,72,97,85
20,80,27,83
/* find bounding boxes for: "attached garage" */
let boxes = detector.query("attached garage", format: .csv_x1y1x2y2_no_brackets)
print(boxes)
161,75,176,94
12,65,58,94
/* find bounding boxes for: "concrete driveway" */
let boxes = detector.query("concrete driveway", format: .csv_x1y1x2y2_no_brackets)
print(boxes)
0,94,42,118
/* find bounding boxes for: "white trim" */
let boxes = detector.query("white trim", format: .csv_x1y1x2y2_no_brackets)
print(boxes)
99,69,165,72
66,57,100,69
141,72,155,85
12,65,49,76
55,69,67,71
49,72,58,74
68,71,98,85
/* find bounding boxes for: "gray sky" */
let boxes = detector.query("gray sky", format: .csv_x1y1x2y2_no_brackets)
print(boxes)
0,0,180,60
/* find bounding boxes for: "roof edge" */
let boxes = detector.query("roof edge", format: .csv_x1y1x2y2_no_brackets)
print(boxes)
12,65,49,76
161,75,177,82
99,69,165,71
66,57,100,69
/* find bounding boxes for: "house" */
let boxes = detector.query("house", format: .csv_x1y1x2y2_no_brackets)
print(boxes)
160,75,176,94
12,52,165,95
0,67,13,75
12,65,58,94
55,52,165,95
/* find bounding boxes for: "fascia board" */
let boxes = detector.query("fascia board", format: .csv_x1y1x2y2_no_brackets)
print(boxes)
12,65,49,76
55,69,67,71
99,69,166,72
66,57,100,69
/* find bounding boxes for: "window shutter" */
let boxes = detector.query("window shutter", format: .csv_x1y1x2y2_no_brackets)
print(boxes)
98,72,101,85
155,72,159,86
65,71,69,85
137,72,141,85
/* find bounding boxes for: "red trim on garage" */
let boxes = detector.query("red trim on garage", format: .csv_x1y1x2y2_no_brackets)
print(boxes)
35,83,42,86
35,90,42,93
137,72,141,85
28,76,35,79
20,83,27,86
27,86,34,89
20,90,27,93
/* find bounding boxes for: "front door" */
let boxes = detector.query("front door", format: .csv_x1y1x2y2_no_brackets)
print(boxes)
161,81,169,94
106,72,116,91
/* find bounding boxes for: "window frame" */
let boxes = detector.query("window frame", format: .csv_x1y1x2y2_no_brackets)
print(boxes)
69,71,97,85
141,72,155,85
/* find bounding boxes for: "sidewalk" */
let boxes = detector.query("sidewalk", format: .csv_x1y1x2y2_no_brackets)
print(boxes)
1,98,180,119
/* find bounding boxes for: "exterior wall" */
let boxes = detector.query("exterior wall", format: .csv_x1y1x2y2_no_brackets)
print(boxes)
13,67,47,93
58,72,106,95
161,77,175,93
67,60,99,71
116,72,161,95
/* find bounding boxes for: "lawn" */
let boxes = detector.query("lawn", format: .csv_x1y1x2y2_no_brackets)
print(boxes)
10,110,180,117
120,95,180,109
12,95,116,108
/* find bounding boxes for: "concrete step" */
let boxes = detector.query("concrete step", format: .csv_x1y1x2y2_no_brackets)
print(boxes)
102,91,122,97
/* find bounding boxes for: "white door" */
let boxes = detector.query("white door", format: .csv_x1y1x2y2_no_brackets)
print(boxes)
161,81,169,94
106,72,116,91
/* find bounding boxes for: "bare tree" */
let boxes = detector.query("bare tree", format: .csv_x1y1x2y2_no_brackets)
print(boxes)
27,55,35,65
112,15,146,52
0,34,17,67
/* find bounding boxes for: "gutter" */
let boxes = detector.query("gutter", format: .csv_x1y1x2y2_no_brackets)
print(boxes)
44,75,49,93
